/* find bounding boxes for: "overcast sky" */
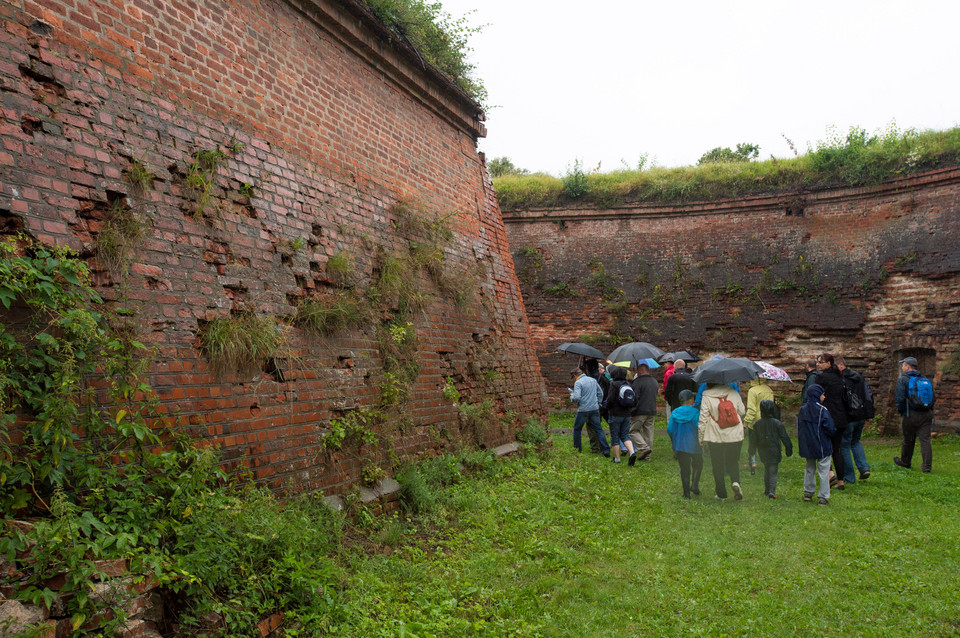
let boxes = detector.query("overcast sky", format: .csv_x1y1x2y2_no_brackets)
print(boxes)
437,0,960,176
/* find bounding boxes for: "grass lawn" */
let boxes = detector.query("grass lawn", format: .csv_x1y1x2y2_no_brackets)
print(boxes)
326,415,960,637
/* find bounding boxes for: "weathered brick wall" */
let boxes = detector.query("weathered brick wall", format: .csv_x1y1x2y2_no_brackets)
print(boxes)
0,0,545,494
503,168,960,431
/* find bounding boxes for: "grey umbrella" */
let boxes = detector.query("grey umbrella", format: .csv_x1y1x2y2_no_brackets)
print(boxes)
690,357,764,384
556,342,606,359
659,350,701,363
607,342,666,365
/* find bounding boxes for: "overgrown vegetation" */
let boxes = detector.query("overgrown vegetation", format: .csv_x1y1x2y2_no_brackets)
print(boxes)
96,200,148,274
494,125,960,210
199,311,285,373
361,0,487,105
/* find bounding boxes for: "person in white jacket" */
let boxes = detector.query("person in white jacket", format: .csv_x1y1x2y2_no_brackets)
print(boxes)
698,383,747,500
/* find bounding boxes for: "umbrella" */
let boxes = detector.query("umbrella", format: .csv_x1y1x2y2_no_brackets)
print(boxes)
691,357,764,385
754,361,793,382
607,342,665,365
611,358,660,370
659,350,701,363
556,342,606,359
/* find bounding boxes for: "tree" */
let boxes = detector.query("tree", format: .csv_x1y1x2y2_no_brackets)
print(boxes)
487,156,529,178
697,143,760,165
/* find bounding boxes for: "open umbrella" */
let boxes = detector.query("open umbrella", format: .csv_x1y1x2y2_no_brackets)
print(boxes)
754,361,793,382
611,358,660,370
691,357,764,385
607,342,665,365
659,350,701,363
556,342,606,360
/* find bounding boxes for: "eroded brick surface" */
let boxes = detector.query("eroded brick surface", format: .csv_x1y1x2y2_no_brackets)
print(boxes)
0,0,546,494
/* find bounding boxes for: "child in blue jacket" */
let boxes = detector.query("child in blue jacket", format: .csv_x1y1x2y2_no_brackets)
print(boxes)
796,383,836,505
667,390,702,498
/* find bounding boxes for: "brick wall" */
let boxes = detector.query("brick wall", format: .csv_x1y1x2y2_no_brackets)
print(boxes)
0,0,546,494
503,168,960,432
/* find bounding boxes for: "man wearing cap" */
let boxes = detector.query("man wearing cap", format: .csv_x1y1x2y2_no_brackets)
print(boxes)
893,356,934,472
569,367,610,457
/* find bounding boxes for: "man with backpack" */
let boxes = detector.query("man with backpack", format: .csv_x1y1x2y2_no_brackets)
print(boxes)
893,356,935,473
836,356,875,483
604,366,638,465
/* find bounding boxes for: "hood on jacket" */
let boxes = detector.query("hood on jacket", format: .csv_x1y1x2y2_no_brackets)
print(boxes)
806,383,824,403
759,399,778,419
609,365,627,381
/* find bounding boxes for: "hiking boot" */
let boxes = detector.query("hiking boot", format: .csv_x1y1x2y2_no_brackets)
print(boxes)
628,453,637,467
893,457,911,469
803,493,813,502
922,468,931,473
767,494,777,499
818,497,829,505
691,487,701,496
859,470,871,480
637,449,652,461
732,483,743,501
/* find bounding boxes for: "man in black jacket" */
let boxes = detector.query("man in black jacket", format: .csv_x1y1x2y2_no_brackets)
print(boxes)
893,356,935,473
629,362,659,461
665,360,698,413
836,356,875,483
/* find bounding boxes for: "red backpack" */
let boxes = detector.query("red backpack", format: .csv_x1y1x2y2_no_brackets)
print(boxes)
716,397,740,429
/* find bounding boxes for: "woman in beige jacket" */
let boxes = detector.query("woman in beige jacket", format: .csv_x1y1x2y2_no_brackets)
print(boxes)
698,383,747,500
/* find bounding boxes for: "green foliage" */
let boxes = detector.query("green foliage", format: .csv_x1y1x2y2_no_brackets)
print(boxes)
516,417,548,448
295,290,369,336
123,157,155,192
514,245,543,286
543,282,578,297
360,463,386,486
185,147,228,219
698,142,760,165
199,311,285,373
321,408,383,450
362,0,487,104
561,159,589,199
377,319,419,391
441,377,461,403
239,181,255,198
96,200,148,274
325,251,355,287
494,125,960,211
487,156,529,178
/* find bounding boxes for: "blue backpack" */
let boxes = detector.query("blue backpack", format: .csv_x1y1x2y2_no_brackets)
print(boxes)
907,375,934,411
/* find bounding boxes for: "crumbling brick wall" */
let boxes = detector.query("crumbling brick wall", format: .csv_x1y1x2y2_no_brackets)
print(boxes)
504,168,960,432
0,0,545,494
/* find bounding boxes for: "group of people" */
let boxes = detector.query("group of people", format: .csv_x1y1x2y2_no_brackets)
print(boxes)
568,353,937,504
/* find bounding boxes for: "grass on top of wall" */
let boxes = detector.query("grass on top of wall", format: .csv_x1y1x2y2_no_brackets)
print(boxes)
494,125,960,211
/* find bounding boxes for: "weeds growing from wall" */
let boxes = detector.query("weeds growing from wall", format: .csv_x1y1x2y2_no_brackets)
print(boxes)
96,200,147,274
295,290,369,337
199,311,285,374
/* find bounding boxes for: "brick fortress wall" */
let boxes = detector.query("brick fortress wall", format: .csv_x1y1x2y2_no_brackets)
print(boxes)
0,0,546,494
503,168,960,432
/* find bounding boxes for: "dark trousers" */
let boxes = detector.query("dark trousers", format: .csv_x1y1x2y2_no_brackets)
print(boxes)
762,462,780,496
676,452,703,497
830,427,846,483
901,411,933,471
707,440,742,499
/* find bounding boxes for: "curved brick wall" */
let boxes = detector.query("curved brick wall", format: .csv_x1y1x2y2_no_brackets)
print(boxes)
503,168,960,431
0,0,546,493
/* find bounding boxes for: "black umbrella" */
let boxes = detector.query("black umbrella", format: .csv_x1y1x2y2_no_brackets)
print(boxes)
607,342,666,365
659,350,701,363
556,342,606,360
690,357,764,385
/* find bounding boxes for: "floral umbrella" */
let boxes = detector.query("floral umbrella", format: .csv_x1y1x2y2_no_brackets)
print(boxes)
755,361,793,382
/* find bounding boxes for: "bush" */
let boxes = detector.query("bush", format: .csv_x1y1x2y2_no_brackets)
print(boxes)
517,417,548,448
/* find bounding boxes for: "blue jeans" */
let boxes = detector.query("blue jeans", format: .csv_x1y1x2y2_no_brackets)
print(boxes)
607,415,631,449
840,420,870,483
574,410,609,454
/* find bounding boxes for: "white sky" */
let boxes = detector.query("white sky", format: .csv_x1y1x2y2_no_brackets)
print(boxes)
437,0,960,176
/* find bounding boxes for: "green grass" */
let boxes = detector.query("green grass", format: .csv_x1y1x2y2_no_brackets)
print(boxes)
494,125,960,211
324,419,960,637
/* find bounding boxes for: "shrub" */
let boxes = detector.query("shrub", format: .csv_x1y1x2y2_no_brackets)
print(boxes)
517,417,548,448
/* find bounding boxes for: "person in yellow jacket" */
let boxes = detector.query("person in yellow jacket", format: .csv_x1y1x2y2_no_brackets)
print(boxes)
743,378,774,475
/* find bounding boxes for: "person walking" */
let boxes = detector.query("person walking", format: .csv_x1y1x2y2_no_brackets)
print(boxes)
665,360,698,414
629,362,659,461
797,383,836,505
667,390,702,498
814,353,848,490
698,382,747,501
604,365,637,465
662,357,676,421
569,367,610,456
894,356,935,473
747,399,793,499
742,377,774,475
836,356,874,483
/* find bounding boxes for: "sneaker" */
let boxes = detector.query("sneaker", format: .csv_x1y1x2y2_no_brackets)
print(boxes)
732,483,743,501
612,457,621,463
682,493,691,499
893,457,911,469
691,487,701,496
603,451,611,458
715,495,727,501
750,466,756,476
859,470,871,480
803,493,813,502
818,497,829,505
628,453,637,467
767,494,777,499
637,449,652,461
922,468,931,473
